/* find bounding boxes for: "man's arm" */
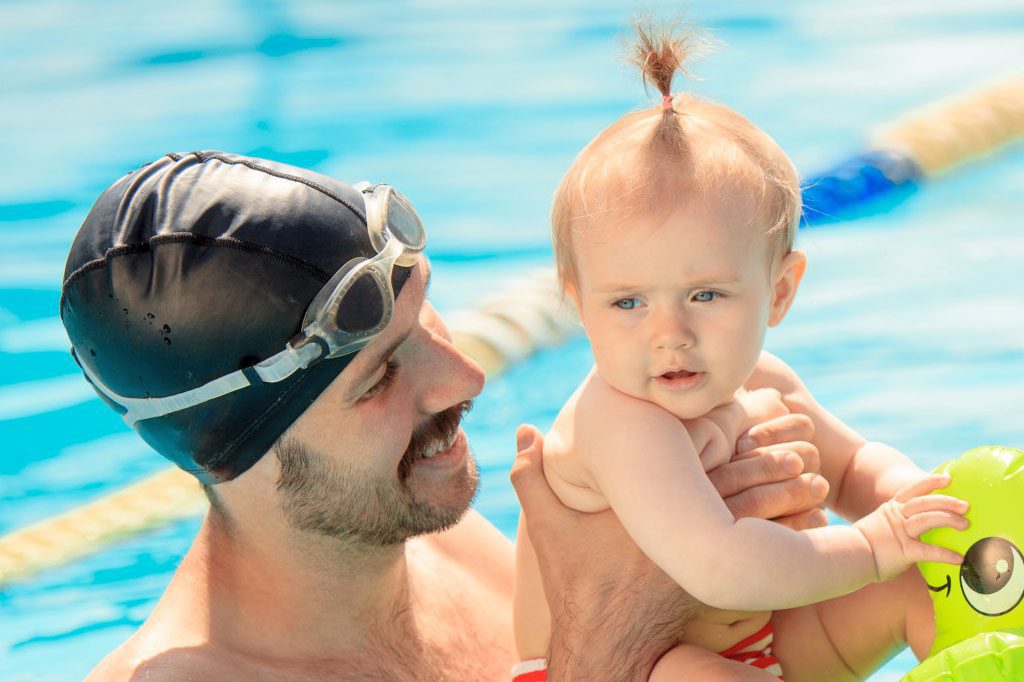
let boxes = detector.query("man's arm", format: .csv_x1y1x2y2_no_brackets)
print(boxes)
511,425,695,681
511,416,827,681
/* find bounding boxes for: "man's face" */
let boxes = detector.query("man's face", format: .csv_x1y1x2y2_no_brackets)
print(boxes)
275,259,486,546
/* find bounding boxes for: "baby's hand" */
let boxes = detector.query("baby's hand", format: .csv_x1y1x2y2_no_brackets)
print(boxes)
854,474,969,581
734,388,787,430
700,389,789,471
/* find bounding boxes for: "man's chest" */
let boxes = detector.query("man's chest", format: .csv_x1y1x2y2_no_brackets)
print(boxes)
399,568,515,681
305,610,512,681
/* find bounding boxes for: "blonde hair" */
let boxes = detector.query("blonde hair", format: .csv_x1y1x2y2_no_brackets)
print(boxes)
552,18,801,288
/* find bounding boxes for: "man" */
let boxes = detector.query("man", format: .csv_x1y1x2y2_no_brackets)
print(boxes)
63,151,828,680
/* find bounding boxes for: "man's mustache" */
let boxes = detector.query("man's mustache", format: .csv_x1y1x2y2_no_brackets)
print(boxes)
399,400,472,480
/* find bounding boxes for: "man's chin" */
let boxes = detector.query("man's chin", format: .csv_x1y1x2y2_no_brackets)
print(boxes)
276,438,480,547
406,456,480,535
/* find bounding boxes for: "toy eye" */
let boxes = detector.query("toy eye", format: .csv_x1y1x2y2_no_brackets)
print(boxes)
960,537,1024,616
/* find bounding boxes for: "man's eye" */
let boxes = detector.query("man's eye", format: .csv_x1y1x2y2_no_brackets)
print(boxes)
692,291,718,303
613,297,642,310
361,360,398,401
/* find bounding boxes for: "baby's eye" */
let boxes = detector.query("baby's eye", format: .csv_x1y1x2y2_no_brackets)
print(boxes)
613,297,642,310
692,291,718,303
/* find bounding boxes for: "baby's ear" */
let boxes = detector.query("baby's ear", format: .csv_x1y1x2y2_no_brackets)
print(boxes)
563,280,582,312
768,250,806,327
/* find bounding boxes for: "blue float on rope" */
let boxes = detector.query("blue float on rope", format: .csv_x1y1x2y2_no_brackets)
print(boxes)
800,150,923,227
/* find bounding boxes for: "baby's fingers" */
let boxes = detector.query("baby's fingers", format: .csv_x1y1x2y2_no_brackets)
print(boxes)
894,474,952,502
905,510,970,538
901,494,969,517
910,540,964,566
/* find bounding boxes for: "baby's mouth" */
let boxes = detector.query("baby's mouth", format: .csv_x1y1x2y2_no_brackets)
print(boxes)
653,368,706,390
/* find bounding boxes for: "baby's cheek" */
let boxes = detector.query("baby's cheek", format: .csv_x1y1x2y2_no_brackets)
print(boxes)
624,354,652,394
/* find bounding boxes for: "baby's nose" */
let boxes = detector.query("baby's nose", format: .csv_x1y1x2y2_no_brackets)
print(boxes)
651,307,695,350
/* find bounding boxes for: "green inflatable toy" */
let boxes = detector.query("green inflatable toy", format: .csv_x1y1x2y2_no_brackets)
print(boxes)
903,446,1024,682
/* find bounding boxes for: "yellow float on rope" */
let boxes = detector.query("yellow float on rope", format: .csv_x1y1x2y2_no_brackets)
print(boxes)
870,73,1024,177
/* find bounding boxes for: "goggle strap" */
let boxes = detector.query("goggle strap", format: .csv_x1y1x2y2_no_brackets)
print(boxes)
74,341,322,427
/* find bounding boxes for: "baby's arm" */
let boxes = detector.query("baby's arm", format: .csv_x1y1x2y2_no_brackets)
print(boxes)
577,381,966,612
747,352,927,520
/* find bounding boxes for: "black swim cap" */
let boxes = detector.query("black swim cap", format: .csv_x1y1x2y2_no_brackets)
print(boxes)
60,151,414,483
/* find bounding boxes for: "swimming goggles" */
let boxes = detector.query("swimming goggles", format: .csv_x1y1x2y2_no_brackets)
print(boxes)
77,182,427,427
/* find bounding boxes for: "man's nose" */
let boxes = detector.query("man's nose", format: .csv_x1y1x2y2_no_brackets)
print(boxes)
416,328,486,416
651,304,695,351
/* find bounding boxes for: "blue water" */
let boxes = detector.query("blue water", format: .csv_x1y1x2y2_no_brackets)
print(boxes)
2,1,1023,679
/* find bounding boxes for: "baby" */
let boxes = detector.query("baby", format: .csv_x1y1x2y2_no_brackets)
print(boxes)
512,20,968,681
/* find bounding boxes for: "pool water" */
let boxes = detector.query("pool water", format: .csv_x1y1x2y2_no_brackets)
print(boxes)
2,1,1023,679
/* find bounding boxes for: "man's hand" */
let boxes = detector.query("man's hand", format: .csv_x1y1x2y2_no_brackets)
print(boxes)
511,424,693,681
724,412,829,530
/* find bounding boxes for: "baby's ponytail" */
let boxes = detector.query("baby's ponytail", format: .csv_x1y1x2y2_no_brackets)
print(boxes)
551,16,801,290
628,17,707,150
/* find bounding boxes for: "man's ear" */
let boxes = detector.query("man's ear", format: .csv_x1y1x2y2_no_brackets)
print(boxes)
768,250,806,327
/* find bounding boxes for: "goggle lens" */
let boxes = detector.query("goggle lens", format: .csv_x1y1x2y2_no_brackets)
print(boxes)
335,270,386,334
385,192,426,250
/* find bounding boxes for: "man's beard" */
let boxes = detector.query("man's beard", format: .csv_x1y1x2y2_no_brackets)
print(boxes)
274,402,479,547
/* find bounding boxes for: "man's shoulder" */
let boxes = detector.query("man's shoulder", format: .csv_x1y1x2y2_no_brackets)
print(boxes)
86,631,231,681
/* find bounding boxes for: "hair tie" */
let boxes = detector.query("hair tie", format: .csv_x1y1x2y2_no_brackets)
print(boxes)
661,94,674,111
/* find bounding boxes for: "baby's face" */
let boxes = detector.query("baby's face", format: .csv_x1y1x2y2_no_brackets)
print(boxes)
571,192,777,420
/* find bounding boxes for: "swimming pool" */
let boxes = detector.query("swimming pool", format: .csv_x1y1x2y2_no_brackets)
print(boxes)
2,1,1023,679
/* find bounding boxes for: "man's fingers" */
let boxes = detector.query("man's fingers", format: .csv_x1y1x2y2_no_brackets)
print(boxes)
724,473,829,521
510,424,559,518
733,441,821,476
736,413,815,453
709,450,804,498
770,508,829,531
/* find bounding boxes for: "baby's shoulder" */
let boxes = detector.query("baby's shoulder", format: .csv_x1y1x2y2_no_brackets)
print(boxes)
746,352,818,414
578,372,675,421
747,352,807,395
558,373,686,453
